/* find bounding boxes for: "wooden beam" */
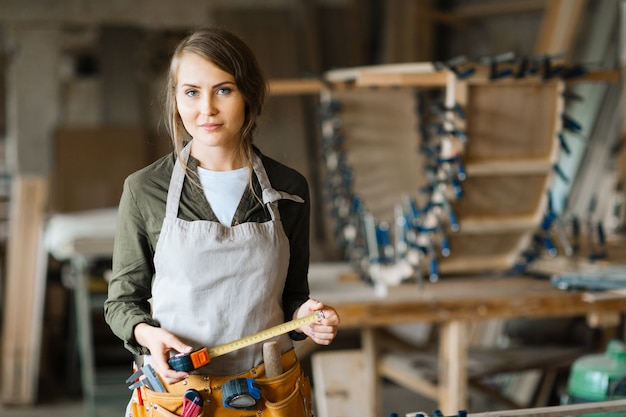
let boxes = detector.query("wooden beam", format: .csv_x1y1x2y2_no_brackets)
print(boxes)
355,71,448,88
569,69,621,83
427,0,546,28
324,62,437,83
466,399,626,417
1,176,48,405
535,0,588,58
268,78,326,95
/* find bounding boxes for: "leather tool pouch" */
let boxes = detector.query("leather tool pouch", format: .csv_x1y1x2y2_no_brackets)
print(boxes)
127,359,312,417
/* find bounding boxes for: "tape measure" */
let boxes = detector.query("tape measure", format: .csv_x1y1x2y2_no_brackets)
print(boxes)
168,311,325,372
222,378,261,409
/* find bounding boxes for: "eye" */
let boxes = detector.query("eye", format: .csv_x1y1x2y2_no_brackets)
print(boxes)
217,87,232,95
185,89,199,97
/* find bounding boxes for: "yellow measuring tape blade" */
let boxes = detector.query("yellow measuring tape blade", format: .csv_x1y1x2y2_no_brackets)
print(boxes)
208,311,324,358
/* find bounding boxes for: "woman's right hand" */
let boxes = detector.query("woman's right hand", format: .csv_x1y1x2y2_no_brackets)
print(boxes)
134,323,193,384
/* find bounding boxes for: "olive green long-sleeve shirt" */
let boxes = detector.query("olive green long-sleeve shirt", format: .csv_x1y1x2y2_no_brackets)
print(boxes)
104,147,311,355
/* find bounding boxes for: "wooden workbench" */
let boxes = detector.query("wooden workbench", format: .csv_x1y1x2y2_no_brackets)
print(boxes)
308,265,626,416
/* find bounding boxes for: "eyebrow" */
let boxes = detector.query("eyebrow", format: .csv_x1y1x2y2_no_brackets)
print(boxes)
179,81,236,89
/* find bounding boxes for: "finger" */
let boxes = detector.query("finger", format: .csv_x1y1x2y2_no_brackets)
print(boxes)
164,335,193,355
312,323,337,332
309,299,323,308
310,334,334,345
311,325,337,339
160,369,189,385
304,299,323,313
320,310,340,326
150,354,173,375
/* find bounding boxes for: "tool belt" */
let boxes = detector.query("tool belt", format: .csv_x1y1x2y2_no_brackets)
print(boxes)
128,349,313,417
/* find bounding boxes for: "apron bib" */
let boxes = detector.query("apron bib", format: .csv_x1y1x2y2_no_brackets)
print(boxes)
151,142,302,374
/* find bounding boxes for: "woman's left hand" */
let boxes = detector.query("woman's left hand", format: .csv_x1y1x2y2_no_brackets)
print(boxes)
294,299,340,345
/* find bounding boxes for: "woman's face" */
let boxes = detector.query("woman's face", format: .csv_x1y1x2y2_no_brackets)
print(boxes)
175,52,246,155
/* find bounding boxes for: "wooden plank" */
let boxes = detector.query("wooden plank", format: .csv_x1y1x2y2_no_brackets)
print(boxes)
453,217,537,233
308,275,626,328
268,78,325,95
324,62,437,83
464,82,562,163
465,160,554,176
453,174,549,218
378,354,439,401
1,175,48,404
572,70,621,83
535,0,588,58
356,71,448,88
380,345,587,400
465,398,626,417
311,350,368,417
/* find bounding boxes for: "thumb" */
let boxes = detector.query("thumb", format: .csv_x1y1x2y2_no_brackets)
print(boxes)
309,298,324,311
299,299,323,317
170,341,193,355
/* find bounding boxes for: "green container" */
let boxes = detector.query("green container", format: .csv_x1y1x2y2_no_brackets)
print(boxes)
567,340,626,416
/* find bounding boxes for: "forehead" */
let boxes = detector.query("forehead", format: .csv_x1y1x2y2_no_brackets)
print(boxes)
175,52,235,84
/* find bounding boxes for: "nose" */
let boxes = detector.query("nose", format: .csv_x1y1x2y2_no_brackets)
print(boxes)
201,95,217,116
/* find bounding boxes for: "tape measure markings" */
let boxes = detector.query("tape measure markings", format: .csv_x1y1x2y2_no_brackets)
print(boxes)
208,311,324,358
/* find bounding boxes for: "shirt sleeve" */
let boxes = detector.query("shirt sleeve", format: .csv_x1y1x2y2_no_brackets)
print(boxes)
279,175,312,341
104,176,159,355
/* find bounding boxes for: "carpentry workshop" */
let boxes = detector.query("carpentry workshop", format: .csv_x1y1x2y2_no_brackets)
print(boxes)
1,1,626,417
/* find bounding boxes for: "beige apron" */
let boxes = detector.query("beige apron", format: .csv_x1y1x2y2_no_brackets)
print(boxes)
152,142,301,374
127,142,313,416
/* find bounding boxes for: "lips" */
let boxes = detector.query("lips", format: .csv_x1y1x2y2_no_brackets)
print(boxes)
199,122,222,131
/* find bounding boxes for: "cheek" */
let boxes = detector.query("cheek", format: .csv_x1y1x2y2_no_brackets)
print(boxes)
233,103,247,127
177,102,196,124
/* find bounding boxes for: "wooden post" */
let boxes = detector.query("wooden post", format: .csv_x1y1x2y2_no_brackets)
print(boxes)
439,320,468,415
361,327,381,417
1,176,49,404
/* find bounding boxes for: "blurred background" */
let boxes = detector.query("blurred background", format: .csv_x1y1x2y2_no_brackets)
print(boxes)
0,1,624,416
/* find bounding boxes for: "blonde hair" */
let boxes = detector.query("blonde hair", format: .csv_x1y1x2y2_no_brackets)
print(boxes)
164,28,268,176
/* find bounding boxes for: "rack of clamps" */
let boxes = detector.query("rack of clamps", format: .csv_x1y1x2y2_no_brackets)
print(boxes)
320,52,616,288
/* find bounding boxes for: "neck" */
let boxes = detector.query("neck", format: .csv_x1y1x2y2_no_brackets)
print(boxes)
191,144,245,171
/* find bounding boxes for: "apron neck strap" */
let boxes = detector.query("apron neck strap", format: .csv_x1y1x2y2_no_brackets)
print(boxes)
166,142,192,218
166,142,299,222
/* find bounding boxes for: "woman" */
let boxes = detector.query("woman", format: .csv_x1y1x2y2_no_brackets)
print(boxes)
104,27,339,416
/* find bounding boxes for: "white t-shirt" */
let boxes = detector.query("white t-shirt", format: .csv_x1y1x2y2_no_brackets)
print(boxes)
197,166,250,227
